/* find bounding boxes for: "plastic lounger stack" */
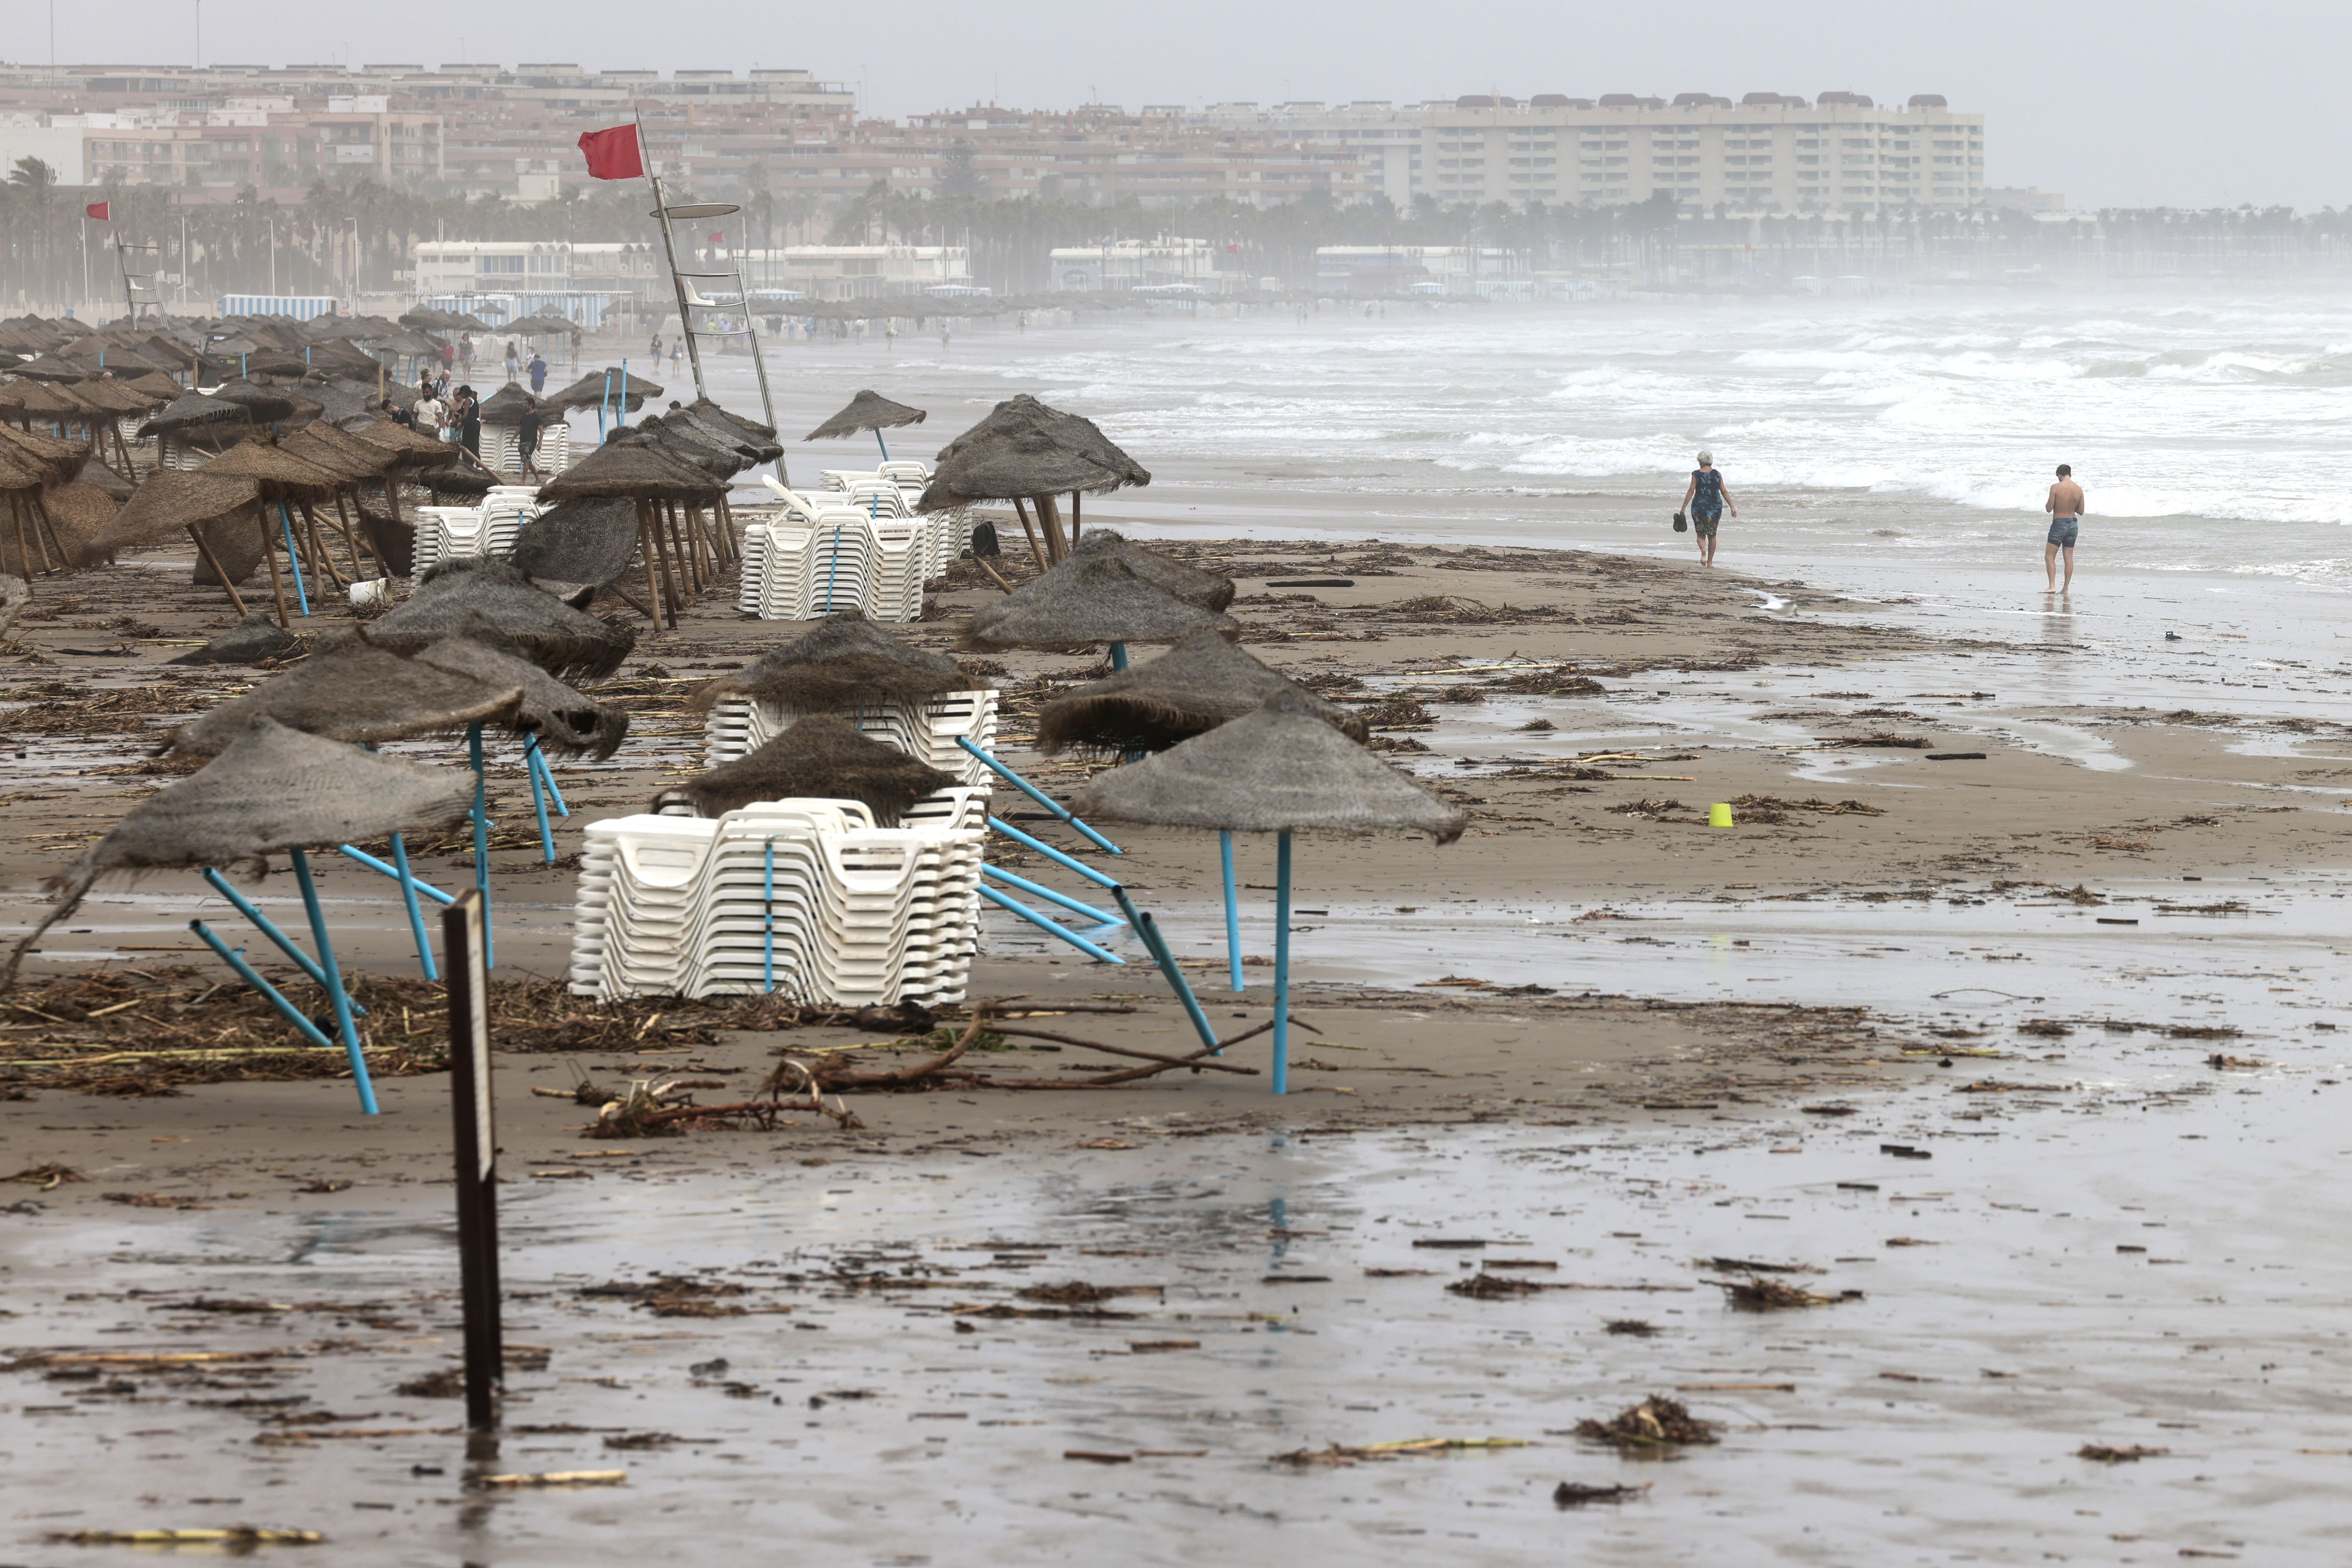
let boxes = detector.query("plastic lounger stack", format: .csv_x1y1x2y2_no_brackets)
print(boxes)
738,509,923,622
702,688,999,786
410,486,539,575
566,789,988,1004
484,421,573,475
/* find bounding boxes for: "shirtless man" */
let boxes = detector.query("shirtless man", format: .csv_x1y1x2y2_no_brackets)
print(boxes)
2044,463,2085,592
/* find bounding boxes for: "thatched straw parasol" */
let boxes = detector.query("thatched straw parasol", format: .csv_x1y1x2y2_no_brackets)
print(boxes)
636,413,754,476
674,403,782,464
1035,630,1367,757
9,351,93,382
914,393,1149,567
689,397,779,448
510,497,641,590
92,471,264,554
961,552,1239,652
70,454,135,502
536,433,719,502
196,435,345,501
413,630,630,759
654,715,954,824
2,716,478,990
343,416,462,469
0,422,92,486
205,377,298,425
1070,685,1464,1093
137,390,251,442
806,389,926,444
546,368,664,413
366,557,637,680
281,426,382,485
121,370,189,402
1068,529,1233,611
168,612,301,666
1073,686,1464,842
38,481,119,570
476,384,549,425
691,608,974,715
163,638,528,759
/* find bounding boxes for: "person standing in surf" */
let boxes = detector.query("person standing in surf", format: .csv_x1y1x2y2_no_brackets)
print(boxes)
1680,450,1737,566
2044,463,2084,593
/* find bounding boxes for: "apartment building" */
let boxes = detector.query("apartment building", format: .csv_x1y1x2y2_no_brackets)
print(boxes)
66,97,444,186
1197,92,1983,214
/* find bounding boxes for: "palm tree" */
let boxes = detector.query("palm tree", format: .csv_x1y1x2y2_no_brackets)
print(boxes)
9,157,57,308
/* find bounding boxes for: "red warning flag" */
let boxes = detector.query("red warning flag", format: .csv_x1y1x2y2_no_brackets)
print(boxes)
85,201,109,221
576,125,645,181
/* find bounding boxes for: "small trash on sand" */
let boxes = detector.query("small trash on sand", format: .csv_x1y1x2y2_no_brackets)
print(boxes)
1015,1281,1165,1306
1604,1319,1659,1337
1715,1278,1858,1310
395,1368,464,1399
1574,1396,1720,1449
48,1527,324,1545
102,1191,211,1209
2077,1443,2169,1463
479,1470,626,1488
297,1179,352,1194
2208,1054,2268,1070
1448,1273,1546,1299
1065,1451,1133,1465
1554,1481,1650,1507
5,1162,79,1190
1274,1437,1529,1468
2018,1019,2073,1037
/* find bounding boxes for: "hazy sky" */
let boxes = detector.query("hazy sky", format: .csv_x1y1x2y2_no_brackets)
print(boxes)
34,0,2348,209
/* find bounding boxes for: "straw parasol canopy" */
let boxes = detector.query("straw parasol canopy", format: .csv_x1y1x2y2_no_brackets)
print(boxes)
536,432,724,502
476,384,550,425
545,368,664,413
163,637,528,758
1071,686,1467,844
654,715,955,824
3,716,479,989
1035,630,1369,757
70,454,136,502
673,403,781,463
0,422,93,486
91,471,264,554
64,378,154,416
343,416,463,469
0,379,86,423
205,377,299,425
193,435,345,502
639,412,757,474
40,481,121,568
691,608,976,715
961,552,1239,652
509,497,640,590
806,389,926,442
366,557,637,680
1068,529,1234,611
137,390,252,442
121,370,189,402
914,394,1150,513
688,397,778,448
413,629,630,759
9,351,94,382
281,425,384,484
168,612,301,666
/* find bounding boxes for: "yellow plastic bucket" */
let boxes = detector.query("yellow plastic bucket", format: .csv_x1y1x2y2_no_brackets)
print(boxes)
1708,803,1734,828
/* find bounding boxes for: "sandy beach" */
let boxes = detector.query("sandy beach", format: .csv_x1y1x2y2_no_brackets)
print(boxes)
7,301,2352,1562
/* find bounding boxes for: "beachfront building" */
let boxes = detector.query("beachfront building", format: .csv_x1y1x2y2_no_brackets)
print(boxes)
1047,238,1238,291
735,246,971,300
1193,92,1983,215
1312,246,1517,295
409,240,637,328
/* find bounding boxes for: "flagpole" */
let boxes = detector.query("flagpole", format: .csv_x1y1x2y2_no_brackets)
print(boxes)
635,109,708,407
80,214,89,317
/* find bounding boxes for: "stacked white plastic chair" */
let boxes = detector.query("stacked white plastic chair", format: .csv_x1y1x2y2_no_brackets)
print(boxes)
484,421,572,475
702,688,999,787
739,486,927,623
410,486,538,575
566,789,987,1004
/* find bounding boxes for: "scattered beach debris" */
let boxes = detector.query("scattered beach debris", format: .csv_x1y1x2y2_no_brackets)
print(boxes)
395,1368,464,1399
1273,1437,1529,1468
2077,1443,2169,1463
1604,1319,1660,1336
48,1528,324,1546
102,1191,210,1209
480,1470,626,1488
1448,1273,1546,1299
1554,1481,1650,1507
5,1162,79,1189
1714,1278,1859,1310
1574,1396,1719,1449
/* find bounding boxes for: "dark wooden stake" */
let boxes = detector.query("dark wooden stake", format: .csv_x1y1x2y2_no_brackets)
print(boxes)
186,524,249,617
442,887,504,1434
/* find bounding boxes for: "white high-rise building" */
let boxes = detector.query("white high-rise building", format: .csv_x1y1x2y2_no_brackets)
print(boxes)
1196,92,1985,215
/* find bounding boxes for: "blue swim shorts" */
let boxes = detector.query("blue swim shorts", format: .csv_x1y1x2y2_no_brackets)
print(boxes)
2047,518,2079,548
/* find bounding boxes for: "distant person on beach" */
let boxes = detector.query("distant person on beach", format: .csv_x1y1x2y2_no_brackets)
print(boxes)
1680,450,1737,567
2045,464,2084,592
516,403,542,478
527,350,547,394
503,341,519,382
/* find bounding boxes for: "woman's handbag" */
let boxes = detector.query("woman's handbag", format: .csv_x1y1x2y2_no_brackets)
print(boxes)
1673,511,1688,533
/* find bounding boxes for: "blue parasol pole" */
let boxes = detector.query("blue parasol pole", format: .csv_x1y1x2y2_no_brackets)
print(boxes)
1221,831,1243,992
277,502,310,616
532,745,571,817
386,833,438,980
1109,642,1128,672
977,884,1125,964
875,429,890,462
288,847,378,1114
469,723,494,968
522,737,556,864
956,737,1121,855
1271,831,1292,1095
188,920,340,1051
763,839,775,992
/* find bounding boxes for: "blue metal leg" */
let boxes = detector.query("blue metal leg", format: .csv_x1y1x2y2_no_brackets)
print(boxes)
469,723,493,969
388,834,438,981
762,839,775,993
524,739,556,865
1111,886,1220,1053
198,866,365,1014
981,863,1122,928
287,849,378,1114
956,738,1122,855
529,741,570,817
1221,831,1243,993
1109,641,1128,671
986,816,1120,889
188,920,340,1051
1272,831,1292,1096
337,844,455,905
277,502,310,617
977,884,1125,964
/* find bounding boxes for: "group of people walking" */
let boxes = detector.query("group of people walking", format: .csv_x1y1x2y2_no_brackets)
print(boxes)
391,367,544,477
1674,452,2086,591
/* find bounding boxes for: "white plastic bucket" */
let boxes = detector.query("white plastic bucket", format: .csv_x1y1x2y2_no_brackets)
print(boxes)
349,578,392,609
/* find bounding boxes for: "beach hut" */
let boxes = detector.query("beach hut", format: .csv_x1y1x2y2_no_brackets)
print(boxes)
1072,686,1467,1091
915,394,1150,567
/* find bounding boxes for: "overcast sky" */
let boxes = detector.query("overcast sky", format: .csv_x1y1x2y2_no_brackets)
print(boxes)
39,0,2348,209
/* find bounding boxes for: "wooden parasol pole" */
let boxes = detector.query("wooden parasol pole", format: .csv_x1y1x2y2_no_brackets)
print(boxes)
1009,496,1047,572
186,523,249,617
1033,492,1068,564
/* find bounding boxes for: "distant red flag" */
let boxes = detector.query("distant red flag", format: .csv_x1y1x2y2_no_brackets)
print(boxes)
708,231,724,243
577,125,645,181
84,201,109,221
